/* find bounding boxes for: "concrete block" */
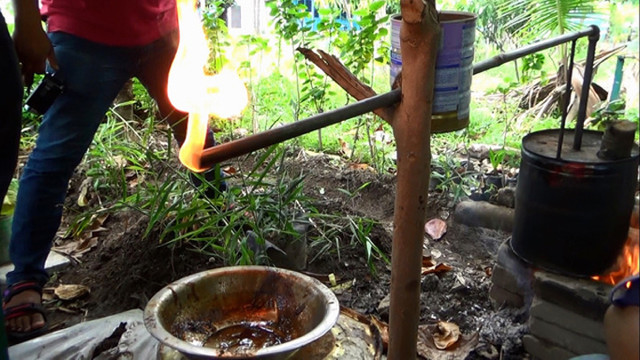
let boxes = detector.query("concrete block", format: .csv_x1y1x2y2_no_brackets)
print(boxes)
523,334,578,360
533,272,610,321
489,284,524,308
530,298,606,342
529,317,609,355
0,251,70,286
492,264,526,296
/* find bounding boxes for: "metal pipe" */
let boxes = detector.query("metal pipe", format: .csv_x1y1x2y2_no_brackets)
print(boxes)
573,26,600,150
473,27,599,75
556,39,577,159
198,26,600,168
199,89,401,167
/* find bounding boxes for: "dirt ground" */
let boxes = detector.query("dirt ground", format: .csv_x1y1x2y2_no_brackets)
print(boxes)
38,147,528,359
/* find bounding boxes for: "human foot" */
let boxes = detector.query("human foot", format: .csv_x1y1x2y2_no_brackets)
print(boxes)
3,281,47,342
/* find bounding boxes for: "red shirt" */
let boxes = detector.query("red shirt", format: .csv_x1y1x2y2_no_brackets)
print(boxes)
41,0,178,46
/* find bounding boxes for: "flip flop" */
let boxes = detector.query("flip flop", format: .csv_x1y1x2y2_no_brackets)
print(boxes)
3,281,48,344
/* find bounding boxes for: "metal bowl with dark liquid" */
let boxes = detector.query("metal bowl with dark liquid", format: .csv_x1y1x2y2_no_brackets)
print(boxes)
144,266,340,360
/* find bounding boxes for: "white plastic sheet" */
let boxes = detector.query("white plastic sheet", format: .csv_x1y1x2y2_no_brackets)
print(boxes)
9,309,161,360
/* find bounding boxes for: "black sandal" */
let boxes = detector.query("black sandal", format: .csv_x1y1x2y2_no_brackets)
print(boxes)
3,281,48,344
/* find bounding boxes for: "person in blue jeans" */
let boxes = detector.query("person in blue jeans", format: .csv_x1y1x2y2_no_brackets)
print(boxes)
4,0,225,343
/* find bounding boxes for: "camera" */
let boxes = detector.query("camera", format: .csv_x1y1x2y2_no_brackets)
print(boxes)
25,72,65,115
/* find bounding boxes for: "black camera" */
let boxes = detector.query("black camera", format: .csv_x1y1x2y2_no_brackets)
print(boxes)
25,72,65,115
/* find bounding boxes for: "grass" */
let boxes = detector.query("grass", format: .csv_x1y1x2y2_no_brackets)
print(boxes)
10,2,639,273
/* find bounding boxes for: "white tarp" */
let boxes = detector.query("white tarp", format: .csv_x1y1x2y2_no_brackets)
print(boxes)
8,309,162,360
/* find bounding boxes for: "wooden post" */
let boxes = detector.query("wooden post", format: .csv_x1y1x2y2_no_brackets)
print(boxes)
299,2,440,357
388,1,439,359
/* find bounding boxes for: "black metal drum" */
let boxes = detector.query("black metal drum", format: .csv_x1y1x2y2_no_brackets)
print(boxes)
510,129,639,277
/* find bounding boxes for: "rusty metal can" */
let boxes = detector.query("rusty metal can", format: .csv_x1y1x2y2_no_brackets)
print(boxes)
390,11,477,133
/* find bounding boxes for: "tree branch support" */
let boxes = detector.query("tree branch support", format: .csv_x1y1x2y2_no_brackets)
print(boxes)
300,1,440,358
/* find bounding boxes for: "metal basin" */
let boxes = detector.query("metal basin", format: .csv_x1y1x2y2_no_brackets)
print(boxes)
144,266,340,359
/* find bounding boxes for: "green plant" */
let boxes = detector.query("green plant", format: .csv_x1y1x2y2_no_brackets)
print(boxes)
202,0,232,72
1,179,18,217
307,212,388,275
588,99,640,139
520,53,547,84
501,0,607,71
488,148,506,172
430,147,481,203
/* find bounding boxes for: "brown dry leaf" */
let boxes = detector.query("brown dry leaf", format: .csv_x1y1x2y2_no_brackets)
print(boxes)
54,284,90,301
425,218,447,240
338,138,352,158
42,287,56,302
77,178,91,207
52,241,80,256
223,166,238,175
340,306,371,325
484,266,493,277
369,316,389,351
112,155,127,168
422,255,435,268
349,163,371,171
421,263,453,276
417,324,479,360
433,321,460,349
128,177,140,188
75,237,99,255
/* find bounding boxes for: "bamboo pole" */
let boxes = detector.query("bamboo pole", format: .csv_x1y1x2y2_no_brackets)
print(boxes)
387,2,439,359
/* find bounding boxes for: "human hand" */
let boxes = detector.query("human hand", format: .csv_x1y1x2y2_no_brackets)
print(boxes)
12,1,58,88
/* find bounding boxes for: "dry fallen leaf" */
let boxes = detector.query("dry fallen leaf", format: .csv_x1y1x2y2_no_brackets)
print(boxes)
54,284,90,301
421,263,453,276
75,237,99,255
417,324,479,360
484,266,493,277
349,163,371,171
338,138,353,158
77,178,91,207
433,321,460,349
422,255,435,268
112,155,127,168
223,166,238,175
425,218,447,240
369,316,389,351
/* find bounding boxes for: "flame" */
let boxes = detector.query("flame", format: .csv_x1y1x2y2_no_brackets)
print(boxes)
168,0,248,172
591,227,639,285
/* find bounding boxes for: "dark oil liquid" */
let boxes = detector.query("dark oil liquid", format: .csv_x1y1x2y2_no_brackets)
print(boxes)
204,321,289,354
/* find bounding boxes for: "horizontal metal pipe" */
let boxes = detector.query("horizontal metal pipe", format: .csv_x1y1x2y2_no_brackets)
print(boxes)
198,26,600,167
199,89,401,167
473,26,599,74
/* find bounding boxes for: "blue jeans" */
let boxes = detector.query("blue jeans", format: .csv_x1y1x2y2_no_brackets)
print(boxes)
7,31,215,286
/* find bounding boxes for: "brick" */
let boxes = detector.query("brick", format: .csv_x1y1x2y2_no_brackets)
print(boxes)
533,271,610,321
490,284,524,308
492,264,528,296
530,298,605,342
523,334,578,360
529,317,609,355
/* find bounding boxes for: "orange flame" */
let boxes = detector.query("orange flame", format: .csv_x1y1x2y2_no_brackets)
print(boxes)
168,0,248,172
591,227,639,285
